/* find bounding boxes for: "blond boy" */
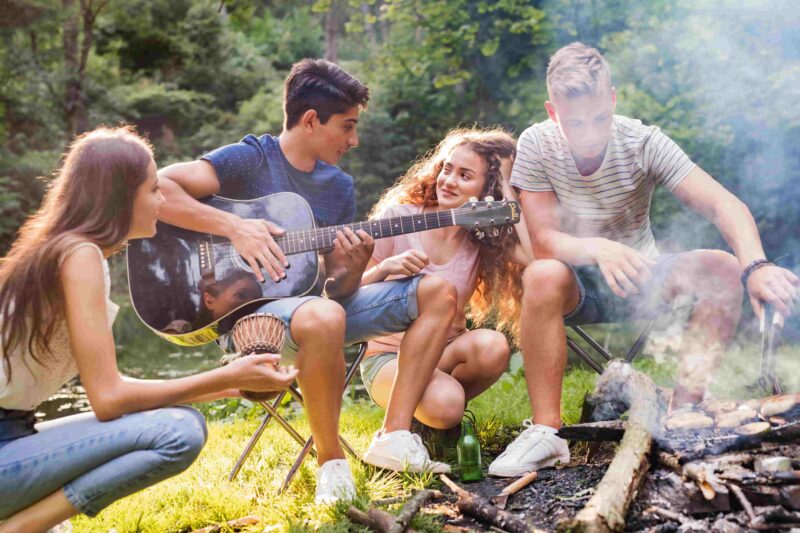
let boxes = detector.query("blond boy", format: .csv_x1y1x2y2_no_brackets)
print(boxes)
488,42,798,477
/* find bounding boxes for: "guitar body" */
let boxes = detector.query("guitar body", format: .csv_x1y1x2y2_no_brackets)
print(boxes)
127,192,321,345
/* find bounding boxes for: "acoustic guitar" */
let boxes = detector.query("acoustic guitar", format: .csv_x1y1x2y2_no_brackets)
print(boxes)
127,192,520,346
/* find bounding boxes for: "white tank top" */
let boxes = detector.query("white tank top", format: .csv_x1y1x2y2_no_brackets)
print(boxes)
0,242,119,410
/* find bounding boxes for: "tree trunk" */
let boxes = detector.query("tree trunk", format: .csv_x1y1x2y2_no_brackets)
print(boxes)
324,3,338,63
62,0,82,136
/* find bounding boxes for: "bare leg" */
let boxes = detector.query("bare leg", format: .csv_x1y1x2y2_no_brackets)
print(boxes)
290,299,348,465
381,275,457,432
368,329,510,429
664,250,743,409
519,260,581,430
437,328,510,400
0,489,76,533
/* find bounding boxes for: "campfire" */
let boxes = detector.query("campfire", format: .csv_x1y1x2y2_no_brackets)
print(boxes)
348,360,799,533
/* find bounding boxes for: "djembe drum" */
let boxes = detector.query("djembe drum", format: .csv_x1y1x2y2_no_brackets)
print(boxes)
228,313,287,401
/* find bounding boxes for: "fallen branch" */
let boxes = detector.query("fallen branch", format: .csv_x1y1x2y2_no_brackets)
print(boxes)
440,474,544,533
558,360,664,533
387,489,436,533
346,507,418,533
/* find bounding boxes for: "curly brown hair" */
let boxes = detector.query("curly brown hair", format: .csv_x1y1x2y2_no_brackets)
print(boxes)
370,127,524,344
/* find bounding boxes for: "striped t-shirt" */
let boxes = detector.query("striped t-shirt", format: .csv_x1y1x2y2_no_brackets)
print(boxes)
510,115,695,258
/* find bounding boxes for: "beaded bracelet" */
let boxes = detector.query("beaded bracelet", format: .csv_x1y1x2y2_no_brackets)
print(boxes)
741,258,773,288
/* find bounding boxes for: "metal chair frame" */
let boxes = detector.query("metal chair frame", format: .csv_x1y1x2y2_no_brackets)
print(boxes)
228,342,368,493
567,321,656,374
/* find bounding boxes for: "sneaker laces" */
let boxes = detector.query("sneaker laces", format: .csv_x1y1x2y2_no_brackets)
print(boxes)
504,419,544,453
407,432,431,463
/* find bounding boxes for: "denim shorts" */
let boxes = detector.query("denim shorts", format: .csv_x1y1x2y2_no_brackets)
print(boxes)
219,275,423,363
564,253,684,325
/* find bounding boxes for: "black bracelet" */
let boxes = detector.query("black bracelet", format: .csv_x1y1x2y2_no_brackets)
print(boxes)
741,259,773,288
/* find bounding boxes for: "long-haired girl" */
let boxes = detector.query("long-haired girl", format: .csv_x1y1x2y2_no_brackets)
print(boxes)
0,127,297,533
359,127,532,471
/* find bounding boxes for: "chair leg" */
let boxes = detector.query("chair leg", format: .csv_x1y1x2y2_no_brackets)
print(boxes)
567,336,604,374
232,342,370,490
572,326,614,361
625,319,655,363
228,389,304,481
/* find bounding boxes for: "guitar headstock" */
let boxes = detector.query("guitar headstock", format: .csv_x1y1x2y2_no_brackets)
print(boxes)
452,197,520,238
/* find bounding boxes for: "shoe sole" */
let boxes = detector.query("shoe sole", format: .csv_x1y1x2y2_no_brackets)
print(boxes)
362,453,451,474
487,453,570,477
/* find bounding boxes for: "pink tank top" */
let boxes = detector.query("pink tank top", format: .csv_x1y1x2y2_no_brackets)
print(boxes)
367,204,479,355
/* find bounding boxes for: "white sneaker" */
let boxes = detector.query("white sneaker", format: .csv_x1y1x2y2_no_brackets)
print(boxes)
362,430,451,474
315,459,357,505
487,420,570,477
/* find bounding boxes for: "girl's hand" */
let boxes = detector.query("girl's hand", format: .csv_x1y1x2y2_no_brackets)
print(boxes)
379,249,430,277
224,353,298,392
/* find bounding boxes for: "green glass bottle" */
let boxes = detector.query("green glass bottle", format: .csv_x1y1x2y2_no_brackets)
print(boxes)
457,416,483,482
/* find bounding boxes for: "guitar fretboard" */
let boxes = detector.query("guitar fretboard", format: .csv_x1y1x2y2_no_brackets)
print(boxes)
273,210,456,255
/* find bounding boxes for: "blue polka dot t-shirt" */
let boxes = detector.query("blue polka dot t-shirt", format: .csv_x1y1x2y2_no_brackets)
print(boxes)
201,134,356,226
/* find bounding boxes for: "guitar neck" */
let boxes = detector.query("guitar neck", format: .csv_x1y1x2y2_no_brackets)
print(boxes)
273,210,456,255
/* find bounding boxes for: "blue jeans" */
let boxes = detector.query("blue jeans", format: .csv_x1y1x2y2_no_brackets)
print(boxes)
0,406,207,519
219,275,423,361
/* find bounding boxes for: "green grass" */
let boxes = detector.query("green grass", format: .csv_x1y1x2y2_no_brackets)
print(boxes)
70,335,800,532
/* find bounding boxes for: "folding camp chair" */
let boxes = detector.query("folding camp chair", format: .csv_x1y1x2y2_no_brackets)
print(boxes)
228,342,368,493
567,321,656,374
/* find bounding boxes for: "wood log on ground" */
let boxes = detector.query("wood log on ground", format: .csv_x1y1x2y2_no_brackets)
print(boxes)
346,507,419,533
558,360,664,533
557,420,626,442
440,474,546,533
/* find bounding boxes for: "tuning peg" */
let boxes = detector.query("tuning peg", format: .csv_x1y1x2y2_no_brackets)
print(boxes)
490,227,499,237
473,229,485,240
484,196,495,202
506,226,514,235
469,196,478,203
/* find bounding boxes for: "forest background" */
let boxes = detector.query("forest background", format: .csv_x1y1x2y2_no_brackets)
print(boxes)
1,0,799,334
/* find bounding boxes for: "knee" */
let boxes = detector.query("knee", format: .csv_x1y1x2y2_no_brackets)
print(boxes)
155,407,208,472
471,331,510,377
522,259,575,307
690,251,743,302
417,275,458,318
292,299,346,341
420,385,465,429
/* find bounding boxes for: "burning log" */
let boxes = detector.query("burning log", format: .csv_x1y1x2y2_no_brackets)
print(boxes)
558,360,664,532
439,474,545,533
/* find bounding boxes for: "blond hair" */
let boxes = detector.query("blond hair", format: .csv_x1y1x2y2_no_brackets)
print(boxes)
547,42,612,100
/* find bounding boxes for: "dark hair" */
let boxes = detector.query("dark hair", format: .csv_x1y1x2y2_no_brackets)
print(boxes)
283,58,370,130
0,126,153,381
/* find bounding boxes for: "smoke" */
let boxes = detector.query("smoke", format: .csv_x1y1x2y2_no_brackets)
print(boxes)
541,0,800,396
